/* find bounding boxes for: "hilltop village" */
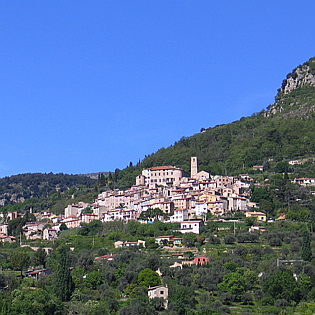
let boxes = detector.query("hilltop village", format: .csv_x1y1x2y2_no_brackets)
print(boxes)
0,157,267,242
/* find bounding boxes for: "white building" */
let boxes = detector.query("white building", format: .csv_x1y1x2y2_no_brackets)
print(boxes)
170,209,188,222
180,221,202,234
195,202,208,217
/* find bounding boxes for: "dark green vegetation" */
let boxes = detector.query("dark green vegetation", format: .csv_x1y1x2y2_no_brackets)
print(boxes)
0,173,96,207
0,175,100,218
0,220,315,314
112,57,315,188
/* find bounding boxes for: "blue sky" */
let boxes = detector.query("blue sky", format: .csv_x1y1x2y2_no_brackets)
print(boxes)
1,1,315,177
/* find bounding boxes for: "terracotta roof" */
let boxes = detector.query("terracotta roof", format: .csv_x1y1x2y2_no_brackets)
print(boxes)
150,166,181,171
95,254,116,260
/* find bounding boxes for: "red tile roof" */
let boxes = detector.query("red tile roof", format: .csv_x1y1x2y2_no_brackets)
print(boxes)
150,166,181,171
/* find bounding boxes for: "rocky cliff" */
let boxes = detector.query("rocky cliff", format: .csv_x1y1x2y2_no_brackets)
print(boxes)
265,57,315,118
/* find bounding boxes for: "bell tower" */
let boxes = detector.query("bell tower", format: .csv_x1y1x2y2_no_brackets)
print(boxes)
191,157,198,178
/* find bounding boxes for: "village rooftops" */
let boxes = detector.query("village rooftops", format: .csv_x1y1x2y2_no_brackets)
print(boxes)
95,254,116,261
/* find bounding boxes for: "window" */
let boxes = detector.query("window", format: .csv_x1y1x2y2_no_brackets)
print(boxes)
160,291,164,294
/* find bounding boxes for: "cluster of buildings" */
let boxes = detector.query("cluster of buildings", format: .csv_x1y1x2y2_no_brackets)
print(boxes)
57,157,257,231
0,157,263,241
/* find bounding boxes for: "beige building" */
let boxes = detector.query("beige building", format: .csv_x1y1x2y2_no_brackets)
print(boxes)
245,211,267,222
136,166,188,188
148,285,168,309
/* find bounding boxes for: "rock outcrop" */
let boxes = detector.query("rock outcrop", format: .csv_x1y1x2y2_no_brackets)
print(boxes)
265,57,315,118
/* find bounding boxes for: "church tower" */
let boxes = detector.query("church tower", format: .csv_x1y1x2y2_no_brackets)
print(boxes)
191,157,198,178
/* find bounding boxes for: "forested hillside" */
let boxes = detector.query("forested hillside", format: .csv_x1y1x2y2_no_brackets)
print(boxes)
114,57,315,189
0,173,96,208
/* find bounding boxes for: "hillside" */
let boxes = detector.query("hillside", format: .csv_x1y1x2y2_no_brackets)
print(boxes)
0,173,96,208
2,58,315,197
114,57,315,189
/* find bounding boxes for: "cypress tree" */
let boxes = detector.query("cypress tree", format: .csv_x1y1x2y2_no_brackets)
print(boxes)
302,232,312,262
54,246,75,301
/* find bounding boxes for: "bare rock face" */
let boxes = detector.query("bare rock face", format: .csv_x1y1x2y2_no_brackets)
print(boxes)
265,57,315,118
280,60,315,94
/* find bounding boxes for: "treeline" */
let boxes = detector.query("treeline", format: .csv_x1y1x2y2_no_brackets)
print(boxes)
0,173,97,209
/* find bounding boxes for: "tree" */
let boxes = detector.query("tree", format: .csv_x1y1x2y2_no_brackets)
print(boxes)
182,232,197,247
218,272,247,301
262,270,301,303
168,283,196,313
301,232,312,261
33,248,47,268
84,271,103,290
59,222,68,231
7,217,24,237
10,252,30,277
11,288,62,315
224,235,236,244
53,246,75,301
137,268,161,288
76,249,93,272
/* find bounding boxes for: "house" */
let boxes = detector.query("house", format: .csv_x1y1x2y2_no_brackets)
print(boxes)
208,200,226,216
61,217,80,229
294,178,315,186
169,262,183,269
253,166,264,171
155,235,174,245
182,255,210,266
239,174,253,182
25,269,53,280
180,221,202,234
64,202,90,217
103,208,137,222
170,209,188,222
248,226,266,233
245,211,266,222
42,228,58,240
23,223,46,240
227,196,248,212
114,240,145,248
0,224,8,236
148,285,168,309
0,235,16,243
94,254,116,261
289,160,302,165
194,202,208,217
81,213,98,224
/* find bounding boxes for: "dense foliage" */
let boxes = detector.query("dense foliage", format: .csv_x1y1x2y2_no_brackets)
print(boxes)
0,220,314,314
0,173,96,208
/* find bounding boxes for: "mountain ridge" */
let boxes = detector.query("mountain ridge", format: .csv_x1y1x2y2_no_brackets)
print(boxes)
2,57,315,193
113,57,315,189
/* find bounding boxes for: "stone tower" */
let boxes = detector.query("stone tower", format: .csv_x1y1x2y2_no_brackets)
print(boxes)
191,157,198,178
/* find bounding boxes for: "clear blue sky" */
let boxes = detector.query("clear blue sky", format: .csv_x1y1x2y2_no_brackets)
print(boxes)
1,1,315,177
